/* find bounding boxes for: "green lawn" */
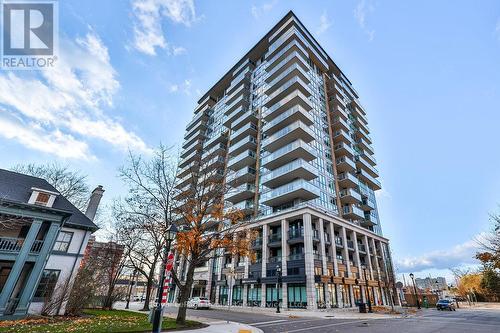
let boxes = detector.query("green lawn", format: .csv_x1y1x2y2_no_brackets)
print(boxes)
0,309,202,333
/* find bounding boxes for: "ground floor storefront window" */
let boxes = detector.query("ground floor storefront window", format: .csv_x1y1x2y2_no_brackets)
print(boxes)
218,286,228,305
340,284,352,307
315,283,326,308
265,284,282,308
287,283,306,308
232,285,243,306
353,285,362,305
246,285,261,307
328,283,337,308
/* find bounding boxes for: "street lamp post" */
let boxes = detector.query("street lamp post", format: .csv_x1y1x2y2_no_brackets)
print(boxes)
362,266,373,313
276,265,282,313
409,273,421,309
227,264,235,312
152,224,178,333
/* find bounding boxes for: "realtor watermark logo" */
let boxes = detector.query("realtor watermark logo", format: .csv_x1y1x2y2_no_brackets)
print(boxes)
1,0,58,69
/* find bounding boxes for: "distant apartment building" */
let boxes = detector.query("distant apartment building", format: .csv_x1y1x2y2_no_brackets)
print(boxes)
0,169,101,318
172,11,395,309
415,277,448,291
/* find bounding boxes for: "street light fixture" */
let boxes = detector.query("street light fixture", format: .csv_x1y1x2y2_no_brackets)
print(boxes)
276,265,282,313
409,273,421,310
152,223,178,333
362,265,373,313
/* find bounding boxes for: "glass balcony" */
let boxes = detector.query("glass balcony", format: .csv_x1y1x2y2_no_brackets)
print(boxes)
287,253,305,261
288,228,304,242
226,199,254,214
336,156,356,173
262,105,313,135
224,104,247,127
356,138,373,155
337,172,359,188
332,117,350,132
179,149,200,169
355,155,379,178
231,110,257,130
226,166,256,186
225,94,249,115
334,236,343,247
230,122,257,143
361,197,375,210
261,121,314,152
185,108,209,132
268,256,282,263
227,150,256,170
201,142,226,161
226,183,255,203
343,205,365,220
346,240,354,250
184,120,208,140
266,47,308,79
333,129,353,145
355,125,372,144
260,179,320,206
264,90,312,121
261,158,317,187
265,63,310,96
261,140,315,169
339,188,362,204
264,76,311,107
228,135,257,156
357,169,381,190
266,38,308,72
251,237,263,248
225,83,248,106
334,142,354,158
181,138,203,158
204,129,228,150
362,212,378,227
268,233,282,246
177,160,199,178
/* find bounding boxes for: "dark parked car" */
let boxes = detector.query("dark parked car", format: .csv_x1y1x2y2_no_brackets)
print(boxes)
436,299,456,311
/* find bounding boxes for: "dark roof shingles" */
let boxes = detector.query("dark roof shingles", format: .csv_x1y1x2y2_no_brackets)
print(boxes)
0,169,98,231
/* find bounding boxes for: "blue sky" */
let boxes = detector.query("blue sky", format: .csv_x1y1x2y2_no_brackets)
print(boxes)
1,0,499,282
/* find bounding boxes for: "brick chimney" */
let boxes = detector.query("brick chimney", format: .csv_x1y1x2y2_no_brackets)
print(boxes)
85,185,104,221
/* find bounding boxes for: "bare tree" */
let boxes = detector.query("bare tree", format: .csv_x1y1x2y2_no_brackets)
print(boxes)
114,145,178,311
12,162,90,211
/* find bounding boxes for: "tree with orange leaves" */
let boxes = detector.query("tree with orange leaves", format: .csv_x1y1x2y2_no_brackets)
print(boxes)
170,150,256,325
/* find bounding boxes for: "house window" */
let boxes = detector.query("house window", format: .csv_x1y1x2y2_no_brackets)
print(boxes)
35,192,50,205
34,270,60,301
53,231,73,252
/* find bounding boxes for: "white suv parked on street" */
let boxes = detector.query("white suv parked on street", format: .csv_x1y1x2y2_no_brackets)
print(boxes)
187,297,211,309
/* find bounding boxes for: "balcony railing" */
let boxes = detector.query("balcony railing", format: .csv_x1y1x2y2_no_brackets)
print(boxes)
288,253,304,261
288,228,304,240
268,233,282,243
268,256,282,263
0,237,44,254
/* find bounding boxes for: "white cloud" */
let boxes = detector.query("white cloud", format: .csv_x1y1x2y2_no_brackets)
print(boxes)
172,45,187,55
168,79,193,95
0,113,93,160
354,0,375,41
132,0,196,56
317,11,332,35
0,31,151,159
395,234,486,273
251,1,276,19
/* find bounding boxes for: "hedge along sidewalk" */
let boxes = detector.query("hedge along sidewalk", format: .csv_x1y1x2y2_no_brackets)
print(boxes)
0,309,203,333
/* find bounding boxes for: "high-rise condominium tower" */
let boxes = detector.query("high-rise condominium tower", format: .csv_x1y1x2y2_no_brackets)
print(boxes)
173,11,396,310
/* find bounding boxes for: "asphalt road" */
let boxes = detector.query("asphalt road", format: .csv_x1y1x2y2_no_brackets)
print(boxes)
161,307,500,333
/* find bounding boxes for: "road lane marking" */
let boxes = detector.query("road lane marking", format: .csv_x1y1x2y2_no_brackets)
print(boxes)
284,319,371,332
255,319,326,327
248,319,288,326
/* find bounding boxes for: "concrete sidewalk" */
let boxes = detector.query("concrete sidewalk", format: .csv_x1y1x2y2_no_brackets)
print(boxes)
172,321,263,333
208,304,405,319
